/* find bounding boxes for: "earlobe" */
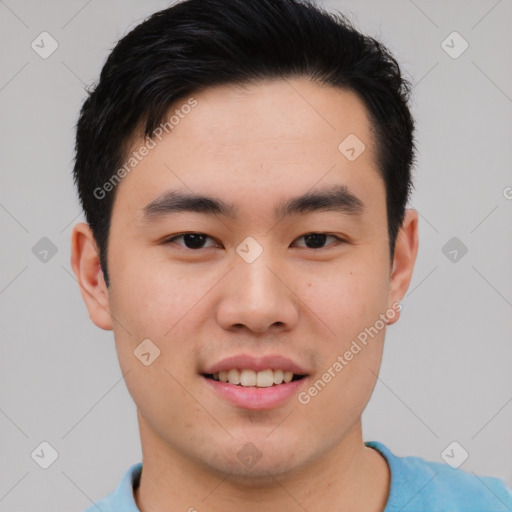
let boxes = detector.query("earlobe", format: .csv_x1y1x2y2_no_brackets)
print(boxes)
387,209,419,326
70,222,113,331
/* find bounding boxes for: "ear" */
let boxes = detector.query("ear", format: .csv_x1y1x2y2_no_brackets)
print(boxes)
387,209,419,325
70,222,113,330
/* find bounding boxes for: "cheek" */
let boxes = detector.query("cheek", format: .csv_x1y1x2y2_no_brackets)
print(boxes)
108,250,198,337
106,258,189,389
301,263,388,343
296,259,389,404
108,263,204,433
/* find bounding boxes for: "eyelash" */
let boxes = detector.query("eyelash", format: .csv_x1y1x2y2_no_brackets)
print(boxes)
164,232,346,250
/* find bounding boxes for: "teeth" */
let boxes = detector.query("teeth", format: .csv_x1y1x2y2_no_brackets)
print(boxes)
227,369,240,385
256,369,274,387
240,369,257,386
283,371,293,383
210,369,300,387
273,369,284,384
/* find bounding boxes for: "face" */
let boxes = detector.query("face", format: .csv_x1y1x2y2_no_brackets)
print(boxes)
72,78,417,480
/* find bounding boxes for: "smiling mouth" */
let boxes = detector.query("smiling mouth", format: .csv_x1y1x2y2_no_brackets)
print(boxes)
202,369,307,388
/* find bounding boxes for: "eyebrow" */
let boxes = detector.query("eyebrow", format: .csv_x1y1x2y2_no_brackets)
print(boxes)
140,184,364,222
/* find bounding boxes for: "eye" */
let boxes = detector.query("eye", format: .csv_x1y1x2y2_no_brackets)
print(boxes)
165,233,220,250
292,233,344,249
164,232,345,251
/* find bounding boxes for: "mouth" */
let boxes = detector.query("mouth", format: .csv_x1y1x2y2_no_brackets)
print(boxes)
202,369,308,387
200,365,309,410
200,354,310,409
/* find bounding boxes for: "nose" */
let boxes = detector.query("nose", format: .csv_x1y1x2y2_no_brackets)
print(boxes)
215,248,300,335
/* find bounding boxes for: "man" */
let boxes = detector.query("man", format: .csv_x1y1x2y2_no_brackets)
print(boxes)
71,0,512,510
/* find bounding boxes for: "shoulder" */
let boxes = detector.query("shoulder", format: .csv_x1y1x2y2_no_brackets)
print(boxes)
83,462,142,512
366,441,512,512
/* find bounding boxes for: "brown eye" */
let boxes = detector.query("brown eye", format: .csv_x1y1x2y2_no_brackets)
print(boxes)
292,233,343,249
166,233,219,249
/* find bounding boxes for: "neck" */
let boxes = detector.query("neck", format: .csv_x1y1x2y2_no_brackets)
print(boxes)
133,413,390,512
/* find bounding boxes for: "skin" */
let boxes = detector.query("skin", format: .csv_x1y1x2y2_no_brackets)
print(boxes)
71,78,418,512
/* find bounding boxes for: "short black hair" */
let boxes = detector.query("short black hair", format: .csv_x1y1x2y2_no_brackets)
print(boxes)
73,0,416,286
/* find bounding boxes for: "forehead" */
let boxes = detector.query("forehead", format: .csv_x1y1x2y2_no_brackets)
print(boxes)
113,78,384,219
171,79,375,161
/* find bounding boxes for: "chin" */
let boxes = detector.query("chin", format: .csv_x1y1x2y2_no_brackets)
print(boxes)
199,438,310,482
211,456,303,484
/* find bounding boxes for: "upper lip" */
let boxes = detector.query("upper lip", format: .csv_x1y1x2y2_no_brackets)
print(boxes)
202,354,310,375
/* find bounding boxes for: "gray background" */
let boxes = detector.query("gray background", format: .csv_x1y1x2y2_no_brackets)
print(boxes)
0,0,511,510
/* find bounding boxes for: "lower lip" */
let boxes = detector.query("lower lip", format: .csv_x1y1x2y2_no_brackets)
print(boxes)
201,375,308,410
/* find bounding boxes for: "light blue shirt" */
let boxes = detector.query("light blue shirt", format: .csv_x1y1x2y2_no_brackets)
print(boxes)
84,441,512,511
